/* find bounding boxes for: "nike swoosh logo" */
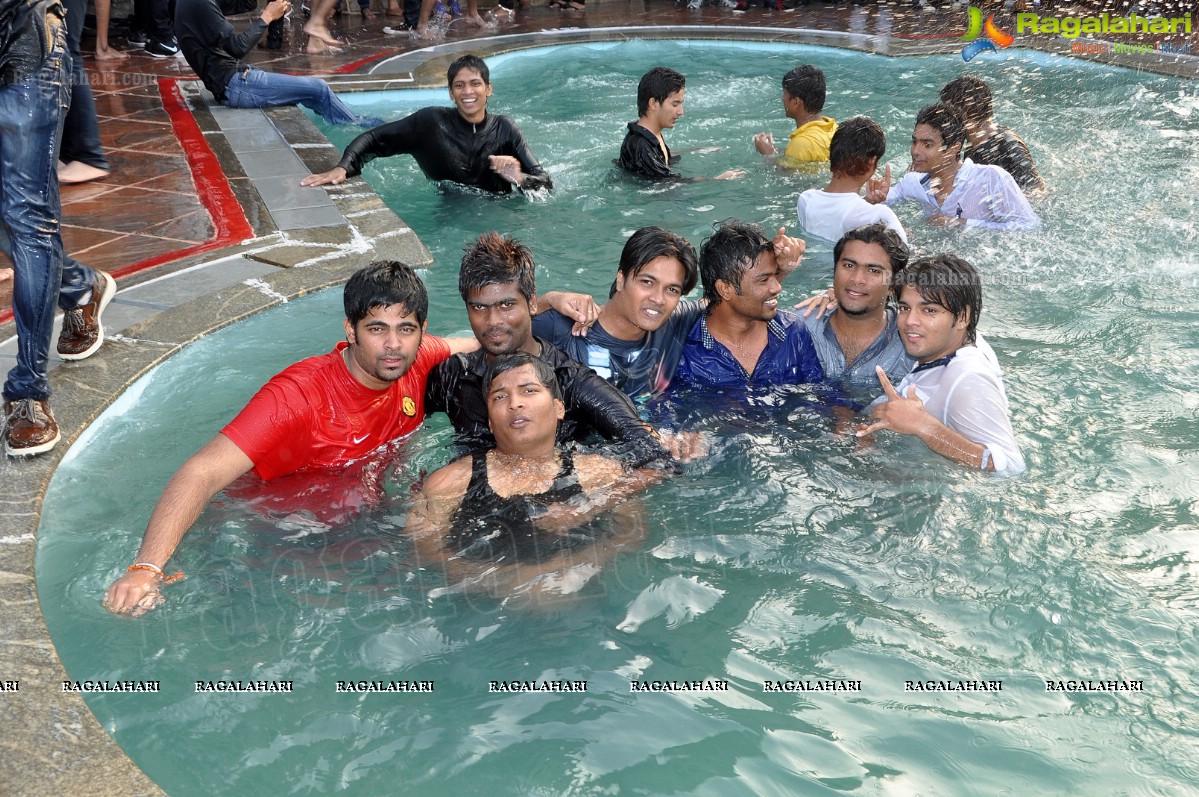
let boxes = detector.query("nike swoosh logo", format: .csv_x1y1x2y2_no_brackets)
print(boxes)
352,434,370,444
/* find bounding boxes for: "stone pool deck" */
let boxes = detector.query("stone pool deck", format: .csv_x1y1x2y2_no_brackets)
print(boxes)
0,2,1194,795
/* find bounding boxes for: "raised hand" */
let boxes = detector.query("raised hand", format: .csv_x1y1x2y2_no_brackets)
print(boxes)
857,366,929,438
865,164,892,204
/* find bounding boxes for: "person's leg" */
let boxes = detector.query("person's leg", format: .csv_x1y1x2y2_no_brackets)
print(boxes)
223,68,373,127
94,0,128,60
0,32,71,453
302,0,344,52
59,0,111,183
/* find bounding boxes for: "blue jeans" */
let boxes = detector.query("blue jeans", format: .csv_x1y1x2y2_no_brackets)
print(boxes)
0,29,96,402
223,67,375,127
60,0,109,170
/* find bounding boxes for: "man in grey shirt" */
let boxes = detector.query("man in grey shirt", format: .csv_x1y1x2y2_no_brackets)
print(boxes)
801,222,913,406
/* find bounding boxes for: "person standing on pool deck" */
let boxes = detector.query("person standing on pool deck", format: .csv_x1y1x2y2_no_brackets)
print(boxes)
867,103,1039,231
302,54,552,194
859,253,1024,474
673,221,823,391
939,75,1045,194
752,65,837,170
102,262,479,616
174,0,375,127
424,232,678,469
616,67,745,182
1,0,118,456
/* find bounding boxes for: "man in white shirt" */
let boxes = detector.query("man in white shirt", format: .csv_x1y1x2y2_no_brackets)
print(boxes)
797,115,908,244
859,253,1024,474
868,103,1039,232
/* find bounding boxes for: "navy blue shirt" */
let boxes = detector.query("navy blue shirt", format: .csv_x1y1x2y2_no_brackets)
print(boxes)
532,300,705,402
674,309,824,391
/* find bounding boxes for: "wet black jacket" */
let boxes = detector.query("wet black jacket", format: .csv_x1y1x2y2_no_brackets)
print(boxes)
175,0,266,101
424,339,671,468
336,107,551,194
616,122,682,181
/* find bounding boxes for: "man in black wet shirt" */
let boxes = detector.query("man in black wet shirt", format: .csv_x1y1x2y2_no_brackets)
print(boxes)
302,54,552,194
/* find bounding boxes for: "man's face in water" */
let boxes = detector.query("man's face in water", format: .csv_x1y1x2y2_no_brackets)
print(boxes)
342,304,426,390
465,281,536,357
449,67,492,125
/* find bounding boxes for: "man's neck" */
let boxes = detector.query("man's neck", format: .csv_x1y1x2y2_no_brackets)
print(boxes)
457,109,488,127
928,159,962,194
636,115,663,138
966,119,998,147
707,305,769,374
828,306,887,363
793,110,822,129
825,171,868,194
482,337,541,363
597,303,649,343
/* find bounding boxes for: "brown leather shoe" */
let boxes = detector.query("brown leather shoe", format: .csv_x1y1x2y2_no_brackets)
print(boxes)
4,398,61,456
58,271,117,361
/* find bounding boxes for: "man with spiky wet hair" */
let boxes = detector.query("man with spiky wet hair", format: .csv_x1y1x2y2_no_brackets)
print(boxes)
870,102,1039,231
673,221,823,391
304,54,551,194
753,64,838,168
104,261,477,616
939,75,1045,193
425,232,675,469
861,253,1024,474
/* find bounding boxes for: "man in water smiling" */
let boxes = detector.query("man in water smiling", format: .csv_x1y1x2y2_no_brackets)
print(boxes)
859,254,1024,474
103,262,477,616
408,352,663,601
302,54,551,194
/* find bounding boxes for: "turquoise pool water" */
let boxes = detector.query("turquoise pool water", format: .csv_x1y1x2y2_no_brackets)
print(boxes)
38,40,1199,795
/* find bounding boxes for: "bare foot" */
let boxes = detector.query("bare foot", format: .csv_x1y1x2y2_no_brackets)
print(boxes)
302,22,342,45
305,38,343,53
58,161,111,185
94,43,128,61
384,4,403,13
462,12,486,26
412,24,438,39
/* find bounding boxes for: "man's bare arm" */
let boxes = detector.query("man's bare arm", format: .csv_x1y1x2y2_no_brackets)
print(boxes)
103,434,253,615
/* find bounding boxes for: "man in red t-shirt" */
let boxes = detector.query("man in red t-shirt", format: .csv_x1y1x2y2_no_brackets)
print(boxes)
104,261,476,615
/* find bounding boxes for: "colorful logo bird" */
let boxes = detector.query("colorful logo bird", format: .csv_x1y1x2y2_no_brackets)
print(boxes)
960,6,1015,61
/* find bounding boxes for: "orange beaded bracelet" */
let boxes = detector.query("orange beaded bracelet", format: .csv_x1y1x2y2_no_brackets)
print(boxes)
127,563,185,584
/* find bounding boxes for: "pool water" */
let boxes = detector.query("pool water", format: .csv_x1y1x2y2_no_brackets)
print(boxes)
38,40,1199,795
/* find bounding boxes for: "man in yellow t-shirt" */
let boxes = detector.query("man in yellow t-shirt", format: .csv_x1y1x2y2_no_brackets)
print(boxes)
753,65,837,170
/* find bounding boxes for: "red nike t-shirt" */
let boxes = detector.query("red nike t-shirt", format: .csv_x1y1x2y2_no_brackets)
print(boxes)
222,336,451,481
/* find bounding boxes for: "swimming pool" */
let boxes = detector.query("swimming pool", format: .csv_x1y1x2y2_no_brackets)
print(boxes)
38,40,1199,795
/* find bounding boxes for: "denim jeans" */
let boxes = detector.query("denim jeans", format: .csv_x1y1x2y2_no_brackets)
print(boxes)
60,0,109,170
0,28,96,402
223,67,376,127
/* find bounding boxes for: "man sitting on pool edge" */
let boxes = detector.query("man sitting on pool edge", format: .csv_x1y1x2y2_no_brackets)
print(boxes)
103,262,477,616
301,54,552,195
407,352,665,602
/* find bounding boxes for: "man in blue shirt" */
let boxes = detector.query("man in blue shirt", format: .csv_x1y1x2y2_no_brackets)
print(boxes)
533,227,705,402
801,223,913,404
674,221,823,391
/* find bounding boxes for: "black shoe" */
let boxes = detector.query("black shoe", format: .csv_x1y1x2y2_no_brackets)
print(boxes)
144,38,179,58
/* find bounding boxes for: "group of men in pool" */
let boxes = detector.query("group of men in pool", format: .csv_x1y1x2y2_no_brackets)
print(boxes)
102,53,1032,614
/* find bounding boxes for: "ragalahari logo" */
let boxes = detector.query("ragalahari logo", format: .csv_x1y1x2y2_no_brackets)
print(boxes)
961,6,1015,61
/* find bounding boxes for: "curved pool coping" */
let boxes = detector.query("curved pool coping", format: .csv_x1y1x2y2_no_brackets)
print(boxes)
1,22,1194,797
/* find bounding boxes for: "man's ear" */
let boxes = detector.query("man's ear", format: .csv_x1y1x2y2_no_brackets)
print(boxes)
343,318,356,344
614,272,626,294
554,398,565,421
646,97,660,115
528,293,538,315
715,278,736,302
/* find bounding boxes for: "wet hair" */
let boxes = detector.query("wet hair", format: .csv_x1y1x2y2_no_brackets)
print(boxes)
485,352,561,400
637,67,686,117
829,116,886,178
611,226,699,299
458,232,537,303
699,221,773,307
915,102,967,159
833,223,910,282
447,54,490,86
895,253,981,344
343,260,429,326
782,65,826,114
939,75,993,127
